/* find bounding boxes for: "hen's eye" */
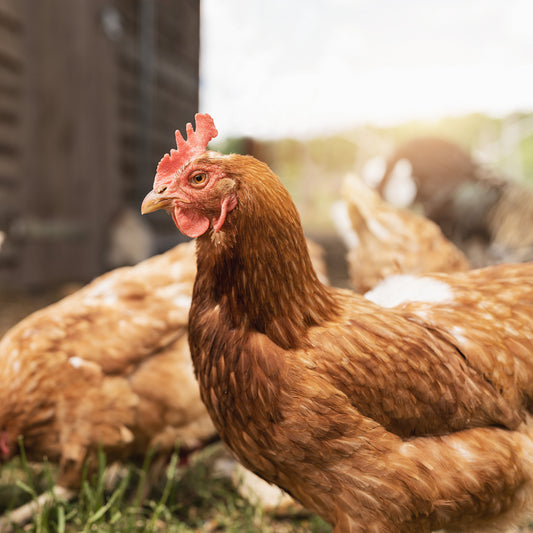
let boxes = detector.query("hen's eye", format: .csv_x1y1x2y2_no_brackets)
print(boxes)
191,173,208,187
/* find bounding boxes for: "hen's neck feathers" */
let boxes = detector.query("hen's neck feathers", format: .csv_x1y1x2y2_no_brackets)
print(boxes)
193,155,338,349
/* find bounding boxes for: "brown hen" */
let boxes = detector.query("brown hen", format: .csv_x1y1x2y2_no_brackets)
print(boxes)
142,114,533,533
0,240,215,493
333,174,470,293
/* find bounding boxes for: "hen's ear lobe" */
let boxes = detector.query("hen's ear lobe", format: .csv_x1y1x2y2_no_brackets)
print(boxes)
217,177,237,194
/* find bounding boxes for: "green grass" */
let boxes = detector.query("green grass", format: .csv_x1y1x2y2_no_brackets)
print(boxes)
0,442,331,533
3,445,533,532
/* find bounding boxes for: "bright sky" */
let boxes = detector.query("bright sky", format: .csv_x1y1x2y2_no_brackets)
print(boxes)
199,0,533,140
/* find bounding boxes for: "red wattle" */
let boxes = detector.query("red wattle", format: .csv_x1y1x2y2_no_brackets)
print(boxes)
213,195,238,233
172,207,210,238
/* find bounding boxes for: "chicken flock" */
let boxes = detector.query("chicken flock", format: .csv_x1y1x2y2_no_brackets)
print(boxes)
1,113,533,533
376,136,533,266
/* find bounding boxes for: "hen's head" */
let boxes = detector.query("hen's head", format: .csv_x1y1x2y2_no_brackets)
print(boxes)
0,406,29,462
141,113,239,238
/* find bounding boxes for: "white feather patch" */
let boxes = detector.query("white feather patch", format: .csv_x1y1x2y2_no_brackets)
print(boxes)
330,200,360,250
449,325,468,345
68,356,86,369
382,158,417,207
362,156,387,188
365,275,453,308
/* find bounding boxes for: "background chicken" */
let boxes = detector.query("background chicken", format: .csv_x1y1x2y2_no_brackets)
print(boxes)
0,241,217,523
143,113,533,532
376,136,481,229
332,174,470,293
374,136,533,266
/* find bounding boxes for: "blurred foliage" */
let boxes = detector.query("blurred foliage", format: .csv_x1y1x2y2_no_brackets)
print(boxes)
213,112,533,232
307,137,358,173
376,113,503,148
520,135,533,183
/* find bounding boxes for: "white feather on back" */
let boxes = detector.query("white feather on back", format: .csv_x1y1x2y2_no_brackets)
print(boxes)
365,274,453,308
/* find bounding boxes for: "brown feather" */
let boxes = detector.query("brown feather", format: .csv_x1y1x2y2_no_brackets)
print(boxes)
179,152,533,532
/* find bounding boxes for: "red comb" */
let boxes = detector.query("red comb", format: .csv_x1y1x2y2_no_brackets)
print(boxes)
156,113,218,179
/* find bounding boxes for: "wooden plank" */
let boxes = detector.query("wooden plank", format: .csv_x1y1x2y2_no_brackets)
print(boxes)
119,114,139,140
118,31,197,95
0,268,19,287
118,97,137,118
157,0,199,63
0,119,20,149
0,187,18,219
0,66,20,97
0,155,19,180
114,0,138,32
0,22,23,69
152,84,196,116
0,85,20,101
0,0,23,27
118,60,139,90
154,58,197,96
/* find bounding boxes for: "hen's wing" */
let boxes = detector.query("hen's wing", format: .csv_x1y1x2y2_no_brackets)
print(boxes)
388,264,533,407
351,263,533,435
305,289,524,440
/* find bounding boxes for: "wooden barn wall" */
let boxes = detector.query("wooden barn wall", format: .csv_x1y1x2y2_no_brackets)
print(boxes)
115,0,200,248
0,0,23,284
0,0,199,288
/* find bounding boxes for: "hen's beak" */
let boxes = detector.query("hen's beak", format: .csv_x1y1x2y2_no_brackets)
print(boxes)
141,190,172,214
